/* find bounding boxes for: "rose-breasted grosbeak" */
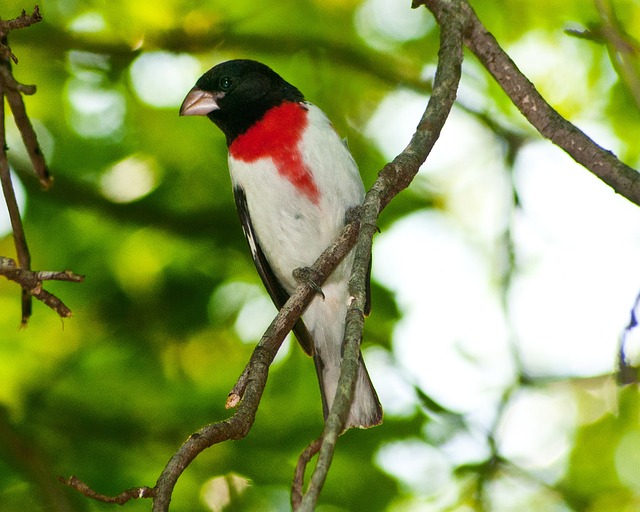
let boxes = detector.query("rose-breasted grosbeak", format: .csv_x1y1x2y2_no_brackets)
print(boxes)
180,59,382,429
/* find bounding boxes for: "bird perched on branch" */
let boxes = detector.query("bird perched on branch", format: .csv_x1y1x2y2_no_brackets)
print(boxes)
180,59,382,429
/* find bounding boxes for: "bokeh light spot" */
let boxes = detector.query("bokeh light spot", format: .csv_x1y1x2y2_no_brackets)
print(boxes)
130,52,201,108
100,155,159,203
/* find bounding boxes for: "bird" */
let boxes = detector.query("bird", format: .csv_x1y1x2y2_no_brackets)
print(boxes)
180,59,382,429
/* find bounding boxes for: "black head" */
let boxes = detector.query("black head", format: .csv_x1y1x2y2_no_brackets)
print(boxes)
179,59,304,144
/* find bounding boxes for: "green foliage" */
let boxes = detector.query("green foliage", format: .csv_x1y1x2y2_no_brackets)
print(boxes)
1,0,640,511
561,387,640,511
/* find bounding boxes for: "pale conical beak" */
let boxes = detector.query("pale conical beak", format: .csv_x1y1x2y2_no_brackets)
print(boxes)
179,87,222,116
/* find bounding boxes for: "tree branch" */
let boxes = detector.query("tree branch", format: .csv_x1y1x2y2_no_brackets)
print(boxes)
0,55,32,324
0,257,84,319
2,71,50,187
0,6,80,325
153,220,364,512
291,437,321,509
0,6,42,63
413,0,640,206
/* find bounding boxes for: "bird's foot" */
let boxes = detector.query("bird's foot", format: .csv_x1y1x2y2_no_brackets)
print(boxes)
293,267,325,300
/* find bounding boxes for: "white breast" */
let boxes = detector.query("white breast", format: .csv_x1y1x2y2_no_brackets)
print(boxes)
228,103,364,293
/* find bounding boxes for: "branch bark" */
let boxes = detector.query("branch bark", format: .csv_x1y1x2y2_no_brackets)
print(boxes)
0,257,84,319
0,6,42,63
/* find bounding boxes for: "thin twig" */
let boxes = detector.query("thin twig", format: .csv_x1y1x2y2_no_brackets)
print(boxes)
0,6,43,32
1,13,51,189
291,438,322,510
4,83,51,187
0,6,43,63
0,63,32,324
0,257,84,319
59,476,155,505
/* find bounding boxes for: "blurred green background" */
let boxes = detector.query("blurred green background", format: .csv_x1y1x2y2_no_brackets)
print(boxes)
2,0,640,511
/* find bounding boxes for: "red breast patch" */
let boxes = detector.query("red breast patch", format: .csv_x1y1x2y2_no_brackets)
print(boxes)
229,102,320,204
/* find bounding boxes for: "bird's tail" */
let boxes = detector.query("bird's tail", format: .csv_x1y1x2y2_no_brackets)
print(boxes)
313,348,383,429
305,286,383,429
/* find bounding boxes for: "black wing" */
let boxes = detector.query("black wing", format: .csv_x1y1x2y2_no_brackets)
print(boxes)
233,186,314,355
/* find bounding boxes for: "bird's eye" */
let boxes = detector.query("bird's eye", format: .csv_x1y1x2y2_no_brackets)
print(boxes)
219,76,234,91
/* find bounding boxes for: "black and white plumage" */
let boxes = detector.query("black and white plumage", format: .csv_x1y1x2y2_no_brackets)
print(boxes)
180,59,382,429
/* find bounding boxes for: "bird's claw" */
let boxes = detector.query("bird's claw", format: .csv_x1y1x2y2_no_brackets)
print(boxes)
293,267,325,300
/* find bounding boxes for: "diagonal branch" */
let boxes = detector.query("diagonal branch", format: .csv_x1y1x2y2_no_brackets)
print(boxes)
2,71,51,187
151,220,362,512
414,0,640,206
58,476,154,504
